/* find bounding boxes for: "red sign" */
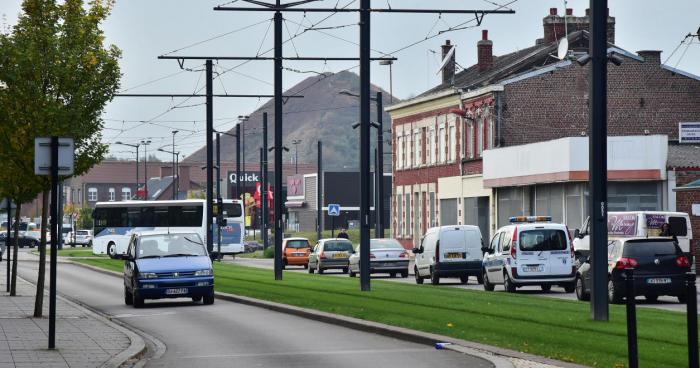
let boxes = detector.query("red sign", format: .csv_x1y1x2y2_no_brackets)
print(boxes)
287,175,304,196
607,214,638,236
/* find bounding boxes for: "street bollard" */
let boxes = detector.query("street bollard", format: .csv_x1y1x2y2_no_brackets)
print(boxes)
624,268,638,368
687,272,698,368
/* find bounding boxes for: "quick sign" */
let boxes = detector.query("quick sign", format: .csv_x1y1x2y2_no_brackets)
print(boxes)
229,172,260,184
679,122,700,143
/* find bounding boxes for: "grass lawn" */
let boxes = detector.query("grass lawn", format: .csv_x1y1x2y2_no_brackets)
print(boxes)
74,258,124,273
33,247,102,258
73,258,696,367
237,250,265,259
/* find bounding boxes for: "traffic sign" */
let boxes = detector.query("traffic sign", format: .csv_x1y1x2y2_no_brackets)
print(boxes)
328,204,340,216
34,137,74,176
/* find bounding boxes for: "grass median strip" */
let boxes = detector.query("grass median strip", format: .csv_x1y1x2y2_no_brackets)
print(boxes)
74,258,696,367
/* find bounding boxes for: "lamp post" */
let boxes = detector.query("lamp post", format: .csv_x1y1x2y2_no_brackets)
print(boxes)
214,128,239,199
291,139,301,174
115,141,140,199
378,60,394,103
172,130,179,199
238,115,249,196
140,140,151,200
158,148,180,200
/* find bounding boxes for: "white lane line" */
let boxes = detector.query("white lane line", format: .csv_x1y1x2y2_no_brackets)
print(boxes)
112,311,177,318
179,347,430,359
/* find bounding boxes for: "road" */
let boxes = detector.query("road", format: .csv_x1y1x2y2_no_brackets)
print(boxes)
15,252,491,368
230,257,698,313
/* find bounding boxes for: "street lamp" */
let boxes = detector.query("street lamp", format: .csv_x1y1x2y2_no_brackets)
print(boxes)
140,140,151,200
378,60,394,103
115,141,140,199
171,131,179,199
291,139,302,174
339,89,385,239
214,128,240,200
158,148,180,200
238,115,250,195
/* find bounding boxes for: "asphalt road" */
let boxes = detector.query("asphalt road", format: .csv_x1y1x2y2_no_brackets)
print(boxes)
230,257,698,313
15,252,491,368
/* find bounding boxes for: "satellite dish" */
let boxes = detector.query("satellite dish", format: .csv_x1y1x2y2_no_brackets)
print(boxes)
557,37,569,60
435,45,456,75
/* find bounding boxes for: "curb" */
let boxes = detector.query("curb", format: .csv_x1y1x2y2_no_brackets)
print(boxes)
15,275,146,368
69,260,586,368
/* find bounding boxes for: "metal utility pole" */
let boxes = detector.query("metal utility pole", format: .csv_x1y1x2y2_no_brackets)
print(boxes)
5,199,10,292
379,60,393,103
291,139,301,173
140,140,151,200
216,132,222,258
359,0,371,291
172,130,179,200
274,2,284,281
262,113,269,251
376,92,384,238
48,137,58,349
115,142,139,198
206,59,214,253
236,124,241,200
317,141,322,242
374,148,379,238
589,0,609,321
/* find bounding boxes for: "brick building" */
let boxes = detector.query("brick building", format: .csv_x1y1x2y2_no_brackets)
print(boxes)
388,7,700,250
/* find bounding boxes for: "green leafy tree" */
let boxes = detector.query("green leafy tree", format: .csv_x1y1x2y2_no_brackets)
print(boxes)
0,0,121,316
77,207,93,230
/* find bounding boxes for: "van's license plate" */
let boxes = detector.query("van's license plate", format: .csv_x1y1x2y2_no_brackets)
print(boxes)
523,265,544,272
165,288,188,295
446,252,462,259
646,278,671,285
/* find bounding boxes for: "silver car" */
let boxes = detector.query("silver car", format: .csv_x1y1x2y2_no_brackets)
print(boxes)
348,238,409,278
308,238,354,274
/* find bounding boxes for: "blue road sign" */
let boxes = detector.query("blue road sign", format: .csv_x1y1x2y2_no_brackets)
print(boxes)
328,204,341,216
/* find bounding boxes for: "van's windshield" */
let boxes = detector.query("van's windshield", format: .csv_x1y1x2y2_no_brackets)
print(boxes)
519,229,567,251
137,234,206,258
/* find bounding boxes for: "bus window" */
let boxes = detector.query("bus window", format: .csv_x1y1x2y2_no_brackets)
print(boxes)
153,207,169,227
221,203,243,218
170,206,203,227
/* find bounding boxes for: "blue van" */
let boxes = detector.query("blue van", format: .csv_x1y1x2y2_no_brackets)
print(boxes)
122,232,215,308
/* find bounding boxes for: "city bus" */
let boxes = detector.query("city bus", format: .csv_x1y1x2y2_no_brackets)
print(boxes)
93,199,245,258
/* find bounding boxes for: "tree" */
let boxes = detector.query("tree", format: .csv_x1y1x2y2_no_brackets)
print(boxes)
77,207,92,230
0,0,121,315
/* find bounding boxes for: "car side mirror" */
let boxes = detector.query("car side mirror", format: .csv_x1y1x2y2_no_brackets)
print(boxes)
412,247,422,254
573,229,580,239
481,246,489,253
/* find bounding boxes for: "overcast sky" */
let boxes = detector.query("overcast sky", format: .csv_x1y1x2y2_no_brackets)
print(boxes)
2,0,699,162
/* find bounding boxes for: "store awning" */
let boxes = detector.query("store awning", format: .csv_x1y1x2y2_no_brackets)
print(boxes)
285,201,305,208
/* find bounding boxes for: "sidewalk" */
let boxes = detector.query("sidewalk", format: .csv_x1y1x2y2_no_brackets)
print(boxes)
0,268,142,368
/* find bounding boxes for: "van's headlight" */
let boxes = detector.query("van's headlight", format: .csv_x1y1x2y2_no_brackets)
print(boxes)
140,272,158,279
195,269,213,276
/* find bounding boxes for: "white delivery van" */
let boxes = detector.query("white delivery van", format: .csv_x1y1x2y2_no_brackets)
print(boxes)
412,225,483,285
573,211,693,255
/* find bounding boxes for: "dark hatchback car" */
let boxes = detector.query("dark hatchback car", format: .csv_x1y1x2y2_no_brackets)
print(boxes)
575,237,691,304
122,232,215,308
0,232,40,249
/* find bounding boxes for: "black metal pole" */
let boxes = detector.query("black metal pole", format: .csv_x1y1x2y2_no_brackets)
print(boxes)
359,0,371,291
317,141,322,242
175,153,179,197
217,133,222,259
236,124,241,200
273,5,284,281
206,59,214,254
624,269,638,368
49,136,58,349
687,272,698,368
589,0,609,321
259,147,264,243
135,146,139,199
376,92,384,238
172,133,176,200
262,113,269,251
144,144,148,200
374,148,379,238
6,199,10,292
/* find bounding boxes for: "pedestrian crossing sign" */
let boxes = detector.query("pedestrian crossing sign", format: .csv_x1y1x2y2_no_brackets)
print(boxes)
328,204,340,216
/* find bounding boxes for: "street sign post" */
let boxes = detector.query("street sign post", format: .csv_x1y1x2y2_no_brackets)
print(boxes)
34,137,74,350
328,204,340,238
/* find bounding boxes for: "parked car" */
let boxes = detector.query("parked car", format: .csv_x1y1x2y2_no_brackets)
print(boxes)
244,241,263,253
121,232,215,308
66,230,93,247
413,225,483,285
482,216,576,293
348,238,409,278
282,237,311,269
308,238,354,274
0,232,40,249
575,237,690,304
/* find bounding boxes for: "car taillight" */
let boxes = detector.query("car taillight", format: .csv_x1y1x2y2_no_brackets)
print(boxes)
510,227,517,259
615,257,638,270
370,253,376,259
399,251,408,258
676,256,691,268
565,226,575,259
320,252,327,260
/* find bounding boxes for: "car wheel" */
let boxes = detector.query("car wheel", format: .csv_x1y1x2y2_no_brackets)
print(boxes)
504,273,516,293
678,293,688,304
645,294,658,303
483,269,495,291
608,279,624,304
192,296,203,303
430,268,440,285
342,267,348,274
563,282,576,293
459,275,468,284
133,291,144,308
203,290,215,305
349,268,356,277
414,266,424,285
389,272,396,278
107,242,116,258
476,273,484,285
88,240,93,247
282,259,286,270
541,284,552,292
575,276,590,301
124,287,133,306
400,270,408,278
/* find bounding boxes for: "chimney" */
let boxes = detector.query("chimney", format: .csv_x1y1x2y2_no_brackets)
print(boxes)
441,40,456,85
637,50,661,65
543,8,615,44
477,30,493,72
